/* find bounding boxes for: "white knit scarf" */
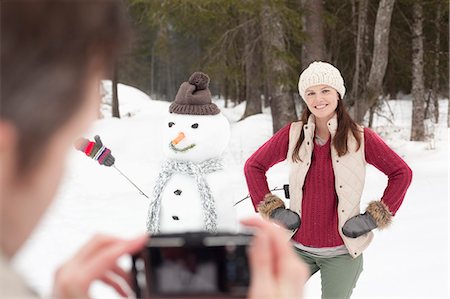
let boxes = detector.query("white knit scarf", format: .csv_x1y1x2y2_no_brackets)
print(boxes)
147,158,223,233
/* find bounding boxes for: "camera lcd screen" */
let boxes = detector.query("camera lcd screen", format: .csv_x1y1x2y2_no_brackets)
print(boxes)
132,233,251,298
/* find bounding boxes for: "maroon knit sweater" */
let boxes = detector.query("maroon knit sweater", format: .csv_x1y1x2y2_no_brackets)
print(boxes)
244,123,413,248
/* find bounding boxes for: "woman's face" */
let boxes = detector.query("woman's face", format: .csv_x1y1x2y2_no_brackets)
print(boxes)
304,84,339,120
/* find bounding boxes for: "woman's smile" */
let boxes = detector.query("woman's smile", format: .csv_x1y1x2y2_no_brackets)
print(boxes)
314,103,329,110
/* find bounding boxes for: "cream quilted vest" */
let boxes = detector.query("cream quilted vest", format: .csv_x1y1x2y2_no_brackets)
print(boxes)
287,114,372,258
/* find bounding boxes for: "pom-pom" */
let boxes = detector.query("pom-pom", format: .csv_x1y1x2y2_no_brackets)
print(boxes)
188,72,210,90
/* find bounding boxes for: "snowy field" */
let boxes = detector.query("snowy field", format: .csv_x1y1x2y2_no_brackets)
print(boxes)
13,83,449,299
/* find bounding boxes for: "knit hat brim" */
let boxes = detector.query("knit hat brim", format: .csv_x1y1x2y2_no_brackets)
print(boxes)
169,102,220,115
298,61,346,100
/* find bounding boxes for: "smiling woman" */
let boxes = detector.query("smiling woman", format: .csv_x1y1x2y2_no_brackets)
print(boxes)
304,85,339,121
244,61,412,299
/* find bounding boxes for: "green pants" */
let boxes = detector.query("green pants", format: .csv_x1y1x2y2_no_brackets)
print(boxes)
295,248,363,299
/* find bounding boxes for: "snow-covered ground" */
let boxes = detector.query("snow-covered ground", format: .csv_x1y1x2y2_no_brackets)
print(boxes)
12,83,449,299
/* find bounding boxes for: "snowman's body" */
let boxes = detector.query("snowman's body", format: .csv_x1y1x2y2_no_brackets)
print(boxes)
158,170,236,233
149,111,237,233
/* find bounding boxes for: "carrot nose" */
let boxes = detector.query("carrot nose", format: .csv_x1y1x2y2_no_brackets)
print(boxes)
171,132,185,145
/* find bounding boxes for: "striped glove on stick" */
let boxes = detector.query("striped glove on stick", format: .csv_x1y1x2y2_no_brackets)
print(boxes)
75,135,115,166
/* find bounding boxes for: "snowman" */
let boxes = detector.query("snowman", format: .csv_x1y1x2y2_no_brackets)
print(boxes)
147,72,237,234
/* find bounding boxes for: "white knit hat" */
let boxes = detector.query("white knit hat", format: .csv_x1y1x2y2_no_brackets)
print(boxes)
298,61,346,100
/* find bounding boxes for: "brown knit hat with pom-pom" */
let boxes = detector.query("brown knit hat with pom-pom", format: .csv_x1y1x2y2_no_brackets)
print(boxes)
169,72,220,115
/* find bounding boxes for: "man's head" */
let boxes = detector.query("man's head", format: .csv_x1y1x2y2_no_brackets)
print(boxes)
0,0,130,257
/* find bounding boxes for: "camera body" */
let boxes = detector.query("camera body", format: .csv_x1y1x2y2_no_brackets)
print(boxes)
132,232,252,298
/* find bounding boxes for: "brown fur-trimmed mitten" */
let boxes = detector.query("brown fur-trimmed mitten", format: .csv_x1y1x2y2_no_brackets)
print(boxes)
342,200,393,238
258,194,300,231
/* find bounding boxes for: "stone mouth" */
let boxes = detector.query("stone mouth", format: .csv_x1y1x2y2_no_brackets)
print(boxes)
172,216,180,220
169,142,196,152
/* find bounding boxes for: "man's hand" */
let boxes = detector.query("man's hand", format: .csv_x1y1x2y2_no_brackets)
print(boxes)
242,218,309,299
53,234,147,298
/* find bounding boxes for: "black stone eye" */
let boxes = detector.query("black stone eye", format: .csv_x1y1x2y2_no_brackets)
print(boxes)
191,123,199,129
168,122,175,127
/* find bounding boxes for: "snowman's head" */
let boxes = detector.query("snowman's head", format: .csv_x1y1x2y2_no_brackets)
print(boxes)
162,71,230,162
162,113,230,162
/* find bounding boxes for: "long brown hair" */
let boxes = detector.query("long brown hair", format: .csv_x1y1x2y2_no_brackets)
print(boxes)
292,97,362,162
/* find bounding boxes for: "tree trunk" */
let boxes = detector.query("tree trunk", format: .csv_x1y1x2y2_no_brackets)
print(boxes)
236,78,243,104
431,5,441,123
240,81,246,105
368,105,375,128
112,65,120,118
263,78,271,108
150,45,156,98
156,23,174,102
261,4,297,133
447,98,450,128
301,0,327,70
350,0,369,112
358,0,396,124
241,20,262,119
166,53,174,102
224,78,229,108
410,1,425,141
261,23,271,109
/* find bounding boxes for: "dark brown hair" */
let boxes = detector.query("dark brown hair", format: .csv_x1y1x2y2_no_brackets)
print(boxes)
292,98,362,162
1,0,130,173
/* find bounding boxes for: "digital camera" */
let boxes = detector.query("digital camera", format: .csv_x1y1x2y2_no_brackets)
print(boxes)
131,232,253,298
